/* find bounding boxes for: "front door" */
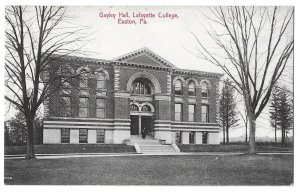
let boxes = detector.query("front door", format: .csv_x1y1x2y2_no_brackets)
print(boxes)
141,116,153,137
130,115,139,135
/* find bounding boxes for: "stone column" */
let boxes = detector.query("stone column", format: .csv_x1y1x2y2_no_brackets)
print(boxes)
181,132,189,144
88,130,97,143
208,132,220,144
70,129,79,143
138,115,142,136
195,132,203,144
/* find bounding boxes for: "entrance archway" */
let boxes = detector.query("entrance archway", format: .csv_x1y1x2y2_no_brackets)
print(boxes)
127,71,161,94
129,103,155,137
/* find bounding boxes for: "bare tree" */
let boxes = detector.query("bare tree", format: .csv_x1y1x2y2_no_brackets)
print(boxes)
5,6,88,159
192,6,293,154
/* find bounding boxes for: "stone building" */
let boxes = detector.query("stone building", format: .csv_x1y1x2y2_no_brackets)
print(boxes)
43,48,222,146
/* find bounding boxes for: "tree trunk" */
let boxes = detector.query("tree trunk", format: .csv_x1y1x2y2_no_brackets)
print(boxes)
245,124,248,143
223,123,225,144
25,118,35,159
226,124,229,144
248,111,256,154
281,127,285,144
274,121,277,143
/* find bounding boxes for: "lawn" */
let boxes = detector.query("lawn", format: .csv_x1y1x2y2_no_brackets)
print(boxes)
178,143,293,153
5,144,136,155
5,143,293,155
4,154,293,185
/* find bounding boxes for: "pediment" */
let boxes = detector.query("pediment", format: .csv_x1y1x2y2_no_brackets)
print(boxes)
114,47,176,69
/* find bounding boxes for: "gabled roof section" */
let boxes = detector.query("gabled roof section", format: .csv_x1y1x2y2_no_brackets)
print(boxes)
113,47,177,69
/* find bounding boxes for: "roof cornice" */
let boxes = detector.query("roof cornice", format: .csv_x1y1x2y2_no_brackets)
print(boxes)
113,47,177,69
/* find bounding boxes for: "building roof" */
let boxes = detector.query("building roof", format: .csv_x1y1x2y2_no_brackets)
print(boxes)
48,48,223,78
113,47,177,69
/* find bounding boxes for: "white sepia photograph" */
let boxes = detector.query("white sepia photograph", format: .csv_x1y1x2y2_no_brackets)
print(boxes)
2,1,295,187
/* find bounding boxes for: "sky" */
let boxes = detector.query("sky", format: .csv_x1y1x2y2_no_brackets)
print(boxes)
63,6,293,139
3,5,294,139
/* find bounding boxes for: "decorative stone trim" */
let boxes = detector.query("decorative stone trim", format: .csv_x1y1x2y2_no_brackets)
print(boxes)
154,95,171,101
174,97,184,103
199,79,212,88
114,47,176,68
130,95,153,102
140,102,155,112
114,92,130,98
94,68,110,80
172,75,186,86
185,77,199,87
129,101,155,112
113,66,120,91
167,71,172,94
96,92,107,97
188,97,196,104
126,71,161,94
76,66,91,74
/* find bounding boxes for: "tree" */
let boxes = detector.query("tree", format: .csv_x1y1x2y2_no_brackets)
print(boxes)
5,6,87,159
219,78,239,144
277,86,293,144
5,110,43,146
193,6,293,153
269,85,281,143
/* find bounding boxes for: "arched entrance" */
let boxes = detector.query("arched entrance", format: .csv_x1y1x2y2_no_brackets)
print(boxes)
130,102,155,137
128,72,160,138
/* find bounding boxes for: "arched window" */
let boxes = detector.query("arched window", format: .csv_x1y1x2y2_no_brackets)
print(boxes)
141,105,151,112
97,72,106,89
201,82,209,97
188,81,195,96
79,71,89,88
131,79,151,95
130,104,139,111
175,80,182,95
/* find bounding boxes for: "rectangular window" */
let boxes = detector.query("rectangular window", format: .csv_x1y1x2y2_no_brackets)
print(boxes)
188,104,195,122
97,129,105,143
96,99,105,118
61,129,70,143
189,131,195,144
202,131,208,144
175,103,182,121
201,105,209,122
79,129,88,143
176,131,181,144
61,96,71,117
79,98,89,117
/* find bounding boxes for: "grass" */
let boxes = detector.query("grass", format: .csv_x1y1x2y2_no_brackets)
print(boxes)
178,143,293,153
5,144,136,155
5,143,293,155
4,154,293,185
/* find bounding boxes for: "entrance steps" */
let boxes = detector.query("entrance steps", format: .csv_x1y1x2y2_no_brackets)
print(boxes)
128,136,180,154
